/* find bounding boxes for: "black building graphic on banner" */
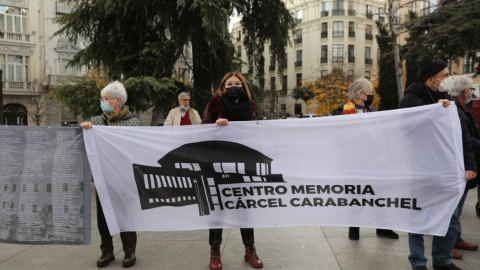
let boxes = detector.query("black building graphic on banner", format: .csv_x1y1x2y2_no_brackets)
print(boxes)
132,141,285,216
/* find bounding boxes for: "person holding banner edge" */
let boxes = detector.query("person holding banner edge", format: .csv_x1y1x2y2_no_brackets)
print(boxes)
202,71,262,270
80,81,141,268
342,78,399,241
448,75,479,259
399,56,477,270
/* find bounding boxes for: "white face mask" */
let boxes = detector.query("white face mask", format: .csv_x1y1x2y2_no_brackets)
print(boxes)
434,77,454,92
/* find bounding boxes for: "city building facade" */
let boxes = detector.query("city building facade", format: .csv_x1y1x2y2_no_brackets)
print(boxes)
1,0,84,126
232,0,386,117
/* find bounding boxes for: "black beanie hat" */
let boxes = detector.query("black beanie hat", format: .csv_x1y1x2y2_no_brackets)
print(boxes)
417,56,448,83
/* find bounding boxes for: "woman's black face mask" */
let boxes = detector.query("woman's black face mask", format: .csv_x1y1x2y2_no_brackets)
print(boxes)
225,86,243,100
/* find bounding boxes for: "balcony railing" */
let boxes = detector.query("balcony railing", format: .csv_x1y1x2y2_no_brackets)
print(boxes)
321,57,328,63
366,13,373,19
280,89,287,95
348,56,355,63
333,31,344,37
348,9,356,16
297,18,302,24
379,16,385,22
365,58,373,65
321,11,329,17
332,9,345,16
2,81,32,90
56,2,73,14
348,31,355,37
321,31,328,38
0,32,33,44
332,56,343,63
236,36,241,42
365,33,373,40
294,61,302,67
295,38,302,44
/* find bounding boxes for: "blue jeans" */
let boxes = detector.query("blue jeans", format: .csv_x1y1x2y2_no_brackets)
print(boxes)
408,203,461,267
454,188,468,242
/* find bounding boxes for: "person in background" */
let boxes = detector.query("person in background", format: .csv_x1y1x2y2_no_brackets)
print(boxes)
469,94,480,217
399,56,477,270
80,81,141,268
202,71,262,270
448,75,479,259
164,92,201,126
343,78,399,241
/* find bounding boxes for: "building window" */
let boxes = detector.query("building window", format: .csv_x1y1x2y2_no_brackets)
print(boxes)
0,6,28,35
365,47,372,65
295,50,302,67
280,104,286,113
365,24,373,40
283,53,287,69
321,22,328,38
282,75,287,94
379,7,385,22
321,45,328,63
421,1,430,16
333,21,344,37
64,205,69,213
366,4,373,19
348,1,356,15
270,77,276,91
464,54,474,73
34,184,39,192
296,73,302,87
332,0,345,15
237,30,241,41
1,54,29,82
348,22,355,37
269,55,276,71
295,29,302,44
333,44,343,63
297,10,303,23
33,204,37,213
237,46,241,58
408,2,416,12
322,2,329,16
348,45,355,63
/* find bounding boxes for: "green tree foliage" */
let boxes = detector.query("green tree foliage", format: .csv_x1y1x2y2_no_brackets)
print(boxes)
54,0,294,122
375,21,399,110
240,0,296,90
406,0,480,74
47,77,102,120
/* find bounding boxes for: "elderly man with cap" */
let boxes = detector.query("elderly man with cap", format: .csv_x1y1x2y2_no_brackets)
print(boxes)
164,92,201,126
399,56,477,270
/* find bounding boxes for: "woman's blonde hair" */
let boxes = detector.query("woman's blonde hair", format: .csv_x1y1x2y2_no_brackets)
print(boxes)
215,71,252,101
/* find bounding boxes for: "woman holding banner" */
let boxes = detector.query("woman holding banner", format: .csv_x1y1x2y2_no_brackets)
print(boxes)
343,78,399,241
80,81,141,268
202,71,262,270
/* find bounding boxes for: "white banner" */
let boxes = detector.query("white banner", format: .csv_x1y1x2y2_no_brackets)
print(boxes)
84,104,465,236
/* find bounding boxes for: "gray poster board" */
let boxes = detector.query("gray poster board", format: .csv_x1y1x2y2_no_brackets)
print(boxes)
0,126,91,245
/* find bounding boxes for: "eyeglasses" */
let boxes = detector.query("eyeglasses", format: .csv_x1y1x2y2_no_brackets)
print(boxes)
181,99,190,102
225,81,243,87
467,88,476,92
99,97,116,102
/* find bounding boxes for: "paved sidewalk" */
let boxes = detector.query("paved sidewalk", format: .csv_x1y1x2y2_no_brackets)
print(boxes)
0,185,479,270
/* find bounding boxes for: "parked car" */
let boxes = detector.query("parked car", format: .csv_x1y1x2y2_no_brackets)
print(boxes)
301,114,322,118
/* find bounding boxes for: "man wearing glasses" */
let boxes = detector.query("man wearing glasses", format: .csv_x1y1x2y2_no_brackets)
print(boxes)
164,92,201,126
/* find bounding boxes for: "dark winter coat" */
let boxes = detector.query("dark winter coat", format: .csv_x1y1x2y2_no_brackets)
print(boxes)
453,98,480,189
399,82,477,173
201,96,258,124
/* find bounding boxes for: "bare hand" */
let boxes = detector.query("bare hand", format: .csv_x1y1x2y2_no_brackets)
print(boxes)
80,121,92,129
438,99,450,107
465,170,477,181
215,118,228,126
